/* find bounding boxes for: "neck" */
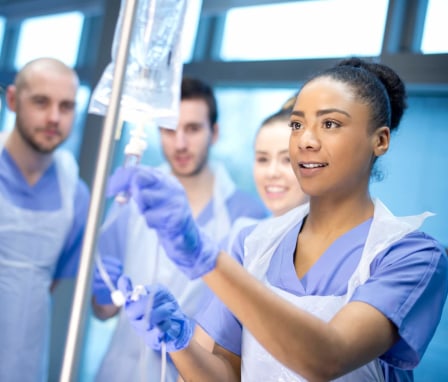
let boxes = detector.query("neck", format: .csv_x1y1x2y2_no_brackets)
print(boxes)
4,129,53,186
304,193,374,237
175,165,215,217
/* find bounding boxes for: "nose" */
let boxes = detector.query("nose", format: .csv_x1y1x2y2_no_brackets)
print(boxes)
297,126,320,150
47,104,61,124
266,159,280,177
174,129,187,150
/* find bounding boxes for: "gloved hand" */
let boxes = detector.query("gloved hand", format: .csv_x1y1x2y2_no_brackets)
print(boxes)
93,255,123,305
118,276,193,352
106,165,140,203
108,166,220,279
107,165,142,197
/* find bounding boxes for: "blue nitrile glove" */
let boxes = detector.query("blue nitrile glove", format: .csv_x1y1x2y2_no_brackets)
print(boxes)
108,166,220,279
118,276,193,352
106,165,140,201
93,256,123,305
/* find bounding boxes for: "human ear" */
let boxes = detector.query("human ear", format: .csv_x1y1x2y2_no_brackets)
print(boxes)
211,122,219,144
5,85,17,112
372,126,390,157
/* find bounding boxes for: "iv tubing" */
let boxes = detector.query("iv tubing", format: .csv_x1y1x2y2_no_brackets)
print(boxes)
139,239,168,382
59,1,139,380
94,203,128,305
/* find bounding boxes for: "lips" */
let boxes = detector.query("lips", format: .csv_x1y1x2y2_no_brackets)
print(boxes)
299,162,328,169
174,155,191,166
297,161,328,177
264,185,288,199
265,185,287,193
40,130,61,139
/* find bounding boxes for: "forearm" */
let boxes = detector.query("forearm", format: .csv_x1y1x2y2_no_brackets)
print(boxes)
202,252,326,378
171,340,240,382
176,324,216,382
203,252,393,380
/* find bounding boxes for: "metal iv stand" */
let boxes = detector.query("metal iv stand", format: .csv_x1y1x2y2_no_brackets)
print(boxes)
59,1,139,380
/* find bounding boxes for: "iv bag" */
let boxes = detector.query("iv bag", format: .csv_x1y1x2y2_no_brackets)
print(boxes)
89,0,187,130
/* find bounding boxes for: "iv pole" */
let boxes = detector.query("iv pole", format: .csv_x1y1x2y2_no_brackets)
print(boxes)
59,1,138,380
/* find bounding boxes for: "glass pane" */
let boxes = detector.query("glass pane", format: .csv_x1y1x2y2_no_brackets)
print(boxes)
221,0,389,61
0,107,14,134
0,86,5,121
15,12,84,69
421,0,448,54
0,16,5,55
370,95,448,246
181,0,202,62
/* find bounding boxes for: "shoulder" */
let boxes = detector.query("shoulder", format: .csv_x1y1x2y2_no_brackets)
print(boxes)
368,230,448,314
226,216,261,248
371,231,448,288
364,231,448,368
232,216,261,233
379,230,447,269
54,148,78,170
226,189,268,221
229,222,260,263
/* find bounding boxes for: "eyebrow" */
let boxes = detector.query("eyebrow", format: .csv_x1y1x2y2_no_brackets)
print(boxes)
256,149,289,155
291,108,351,118
185,122,205,128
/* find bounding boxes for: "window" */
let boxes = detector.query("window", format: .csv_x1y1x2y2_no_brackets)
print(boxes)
0,16,5,56
421,0,448,54
181,0,202,62
15,11,84,69
220,0,389,61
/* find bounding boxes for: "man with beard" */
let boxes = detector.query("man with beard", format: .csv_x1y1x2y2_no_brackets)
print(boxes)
0,57,90,382
91,77,267,382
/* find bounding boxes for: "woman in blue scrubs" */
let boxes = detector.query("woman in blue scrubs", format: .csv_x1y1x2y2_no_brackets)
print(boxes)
114,57,448,381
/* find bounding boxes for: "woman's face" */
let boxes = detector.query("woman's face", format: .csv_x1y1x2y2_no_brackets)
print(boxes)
254,120,308,217
288,77,389,200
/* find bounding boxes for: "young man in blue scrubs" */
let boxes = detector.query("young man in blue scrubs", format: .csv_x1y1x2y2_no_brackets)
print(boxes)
0,57,90,382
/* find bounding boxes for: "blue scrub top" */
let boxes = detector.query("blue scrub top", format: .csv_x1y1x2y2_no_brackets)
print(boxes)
0,149,90,279
196,217,448,382
196,188,267,228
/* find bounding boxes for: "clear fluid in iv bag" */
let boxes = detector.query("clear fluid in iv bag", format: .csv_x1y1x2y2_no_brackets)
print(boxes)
132,0,185,69
89,0,186,130
121,0,185,123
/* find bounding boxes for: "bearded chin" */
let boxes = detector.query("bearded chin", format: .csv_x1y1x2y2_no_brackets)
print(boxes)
33,143,58,154
16,120,65,154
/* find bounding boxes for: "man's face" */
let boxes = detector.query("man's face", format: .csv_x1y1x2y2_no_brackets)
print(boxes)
159,98,217,178
7,69,78,154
